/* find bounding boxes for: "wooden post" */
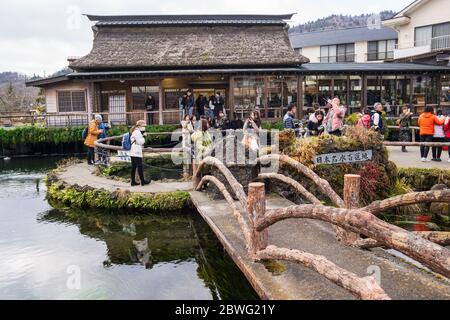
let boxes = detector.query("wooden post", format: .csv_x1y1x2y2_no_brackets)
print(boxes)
263,76,269,120
298,75,304,120
247,182,268,259
336,174,361,244
158,80,164,125
229,76,235,120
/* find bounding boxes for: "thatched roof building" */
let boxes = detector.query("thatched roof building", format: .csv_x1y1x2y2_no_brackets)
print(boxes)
70,14,309,71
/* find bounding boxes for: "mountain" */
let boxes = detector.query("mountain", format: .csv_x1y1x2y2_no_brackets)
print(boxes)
0,67,71,113
0,72,38,113
289,11,396,34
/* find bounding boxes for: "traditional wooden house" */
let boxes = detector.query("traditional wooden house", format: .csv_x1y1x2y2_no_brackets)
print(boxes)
27,14,450,127
27,14,309,126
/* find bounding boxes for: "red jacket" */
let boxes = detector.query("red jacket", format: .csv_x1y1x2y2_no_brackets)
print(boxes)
444,119,450,139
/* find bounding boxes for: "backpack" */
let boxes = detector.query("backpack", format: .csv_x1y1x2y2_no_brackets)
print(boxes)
122,133,133,151
358,115,371,129
82,127,89,141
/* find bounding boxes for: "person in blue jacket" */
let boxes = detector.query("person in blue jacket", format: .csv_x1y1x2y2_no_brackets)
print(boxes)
97,121,110,165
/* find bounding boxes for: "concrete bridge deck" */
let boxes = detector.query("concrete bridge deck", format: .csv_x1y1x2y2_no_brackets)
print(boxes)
54,162,450,300
190,192,450,300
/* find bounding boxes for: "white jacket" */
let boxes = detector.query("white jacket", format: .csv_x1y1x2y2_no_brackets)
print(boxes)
130,129,145,158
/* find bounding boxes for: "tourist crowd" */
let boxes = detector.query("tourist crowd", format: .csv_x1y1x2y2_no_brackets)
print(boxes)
82,92,450,188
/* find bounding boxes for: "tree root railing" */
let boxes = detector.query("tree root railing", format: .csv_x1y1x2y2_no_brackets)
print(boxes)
354,232,450,249
256,246,390,300
255,204,450,278
193,156,450,299
362,190,450,216
257,154,345,208
256,173,322,205
195,175,252,246
193,156,247,210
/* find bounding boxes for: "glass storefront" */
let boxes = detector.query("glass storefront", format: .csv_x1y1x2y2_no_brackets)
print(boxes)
396,76,412,106
318,76,332,106
367,76,381,106
304,76,318,108
234,77,264,119
333,75,348,106
349,76,362,110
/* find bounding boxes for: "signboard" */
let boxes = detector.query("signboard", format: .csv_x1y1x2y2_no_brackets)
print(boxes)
117,150,131,163
314,150,373,165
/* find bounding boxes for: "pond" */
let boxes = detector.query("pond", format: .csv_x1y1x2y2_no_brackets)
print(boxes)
0,157,258,300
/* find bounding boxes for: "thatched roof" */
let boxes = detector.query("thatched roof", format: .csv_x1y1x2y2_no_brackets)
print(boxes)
70,24,309,71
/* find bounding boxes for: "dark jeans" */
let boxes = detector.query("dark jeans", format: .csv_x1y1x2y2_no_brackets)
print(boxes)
432,137,445,159
147,111,154,125
87,147,95,165
420,135,434,158
399,128,410,151
131,156,146,184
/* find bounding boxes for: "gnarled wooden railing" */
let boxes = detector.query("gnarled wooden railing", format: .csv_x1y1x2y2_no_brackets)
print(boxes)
257,154,345,208
193,155,450,300
193,156,247,210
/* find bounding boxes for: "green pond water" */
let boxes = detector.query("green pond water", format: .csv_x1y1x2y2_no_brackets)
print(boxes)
0,157,258,300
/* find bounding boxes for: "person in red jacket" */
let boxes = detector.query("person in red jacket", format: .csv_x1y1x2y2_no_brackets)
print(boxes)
418,106,444,162
444,115,450,162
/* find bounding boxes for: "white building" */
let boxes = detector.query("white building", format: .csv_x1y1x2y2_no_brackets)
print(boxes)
290,26,398,63
383,0,450,64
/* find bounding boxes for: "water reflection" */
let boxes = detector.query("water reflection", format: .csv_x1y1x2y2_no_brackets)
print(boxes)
0,157,258,300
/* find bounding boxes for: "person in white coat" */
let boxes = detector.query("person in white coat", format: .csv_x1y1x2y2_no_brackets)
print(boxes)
130,120,150,186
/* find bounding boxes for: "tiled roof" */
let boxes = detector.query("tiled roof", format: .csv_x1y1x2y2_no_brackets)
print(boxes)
290,26,398,48
86,14,295,26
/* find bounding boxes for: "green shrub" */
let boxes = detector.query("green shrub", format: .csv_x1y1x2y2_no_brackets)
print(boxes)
0,124,179,146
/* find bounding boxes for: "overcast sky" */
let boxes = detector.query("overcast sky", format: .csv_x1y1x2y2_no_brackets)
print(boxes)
0,0,412,75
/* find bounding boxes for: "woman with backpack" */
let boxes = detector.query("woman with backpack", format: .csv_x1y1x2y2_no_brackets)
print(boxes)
84,114,104,166
129,120,151,187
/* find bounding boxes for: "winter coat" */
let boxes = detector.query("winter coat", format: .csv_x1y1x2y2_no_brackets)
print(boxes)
418,112,444,136
324,106,346,133
434,116,446,138
444,118,450,139
130,128,146,158
283,112,295,129
84,120,102,148
357,115,371,129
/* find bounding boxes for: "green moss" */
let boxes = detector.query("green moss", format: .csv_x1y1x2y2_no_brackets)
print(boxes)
398,168,450,191
46,177,190,213
280,126,396,205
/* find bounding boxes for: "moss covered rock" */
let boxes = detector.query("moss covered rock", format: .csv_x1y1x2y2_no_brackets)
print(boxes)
279,126,398,205
46,174,190,213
